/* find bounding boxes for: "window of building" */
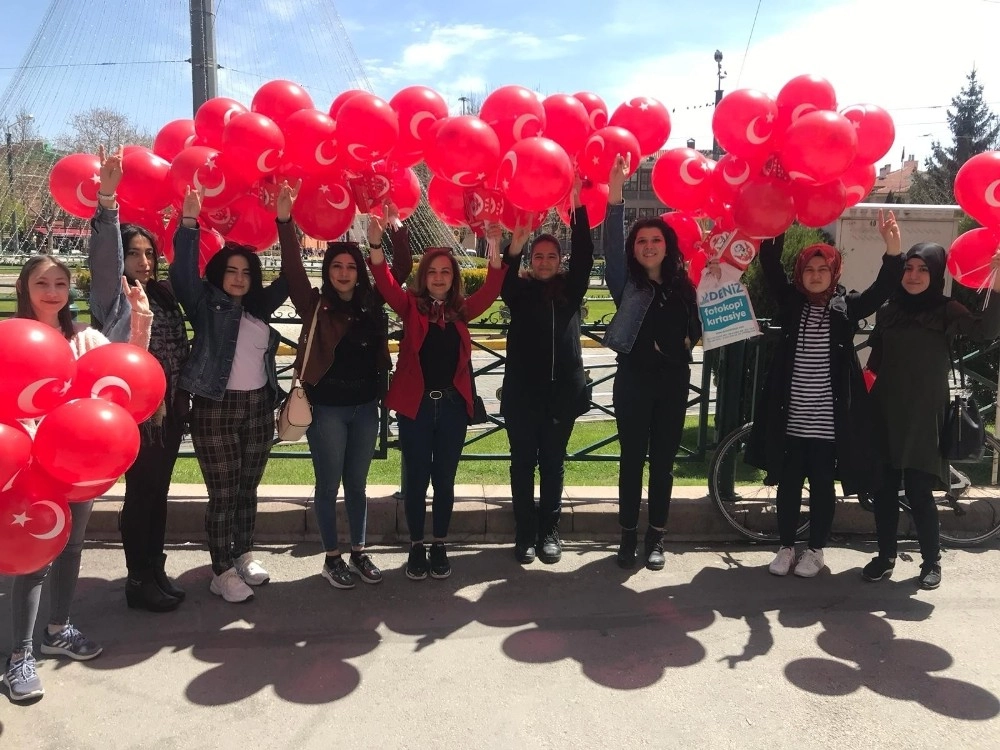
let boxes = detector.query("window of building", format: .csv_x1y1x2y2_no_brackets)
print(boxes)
639,169,651,193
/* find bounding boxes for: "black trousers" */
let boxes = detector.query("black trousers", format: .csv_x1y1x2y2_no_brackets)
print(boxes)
505,406,575,541
614,361,689,530
776,436,837,549
121,418,185,575
873,464,940,564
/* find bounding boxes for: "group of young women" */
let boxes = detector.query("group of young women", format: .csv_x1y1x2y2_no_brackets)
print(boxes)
5,148,998,703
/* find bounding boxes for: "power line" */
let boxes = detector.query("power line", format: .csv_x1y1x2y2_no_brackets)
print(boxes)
735,0,764,88
0,59,189,71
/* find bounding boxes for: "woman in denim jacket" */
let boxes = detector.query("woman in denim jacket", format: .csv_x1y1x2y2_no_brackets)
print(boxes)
89,147,190,613
603,154,700,572
169,186,288,604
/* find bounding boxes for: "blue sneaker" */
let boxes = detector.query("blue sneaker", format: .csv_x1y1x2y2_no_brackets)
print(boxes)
4,652,44,702
40,624,103,661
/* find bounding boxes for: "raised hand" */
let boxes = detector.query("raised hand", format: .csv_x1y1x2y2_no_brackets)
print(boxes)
122,275,150,312
877,208,901,256
369,200,401,245
276,179,301,222
486,229,502,269
181,185,205,226
507,223,531,258
608,153,630,204
98,145,124,200
570,174,583,210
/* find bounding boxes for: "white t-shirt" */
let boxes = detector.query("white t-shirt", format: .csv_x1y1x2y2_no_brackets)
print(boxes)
226,313,270,391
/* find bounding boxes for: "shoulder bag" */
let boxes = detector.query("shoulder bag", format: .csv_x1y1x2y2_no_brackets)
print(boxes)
276,299,321,442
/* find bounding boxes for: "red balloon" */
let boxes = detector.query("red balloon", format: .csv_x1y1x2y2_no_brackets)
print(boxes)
425,116,501,187
221,112,286,182
386,167,421,220
389,85,449,156
153,119,197,162
426,176,468,227
252,79,314,128
9,458,117,504
295,179,357,240
0,319,76,419
840,160,877,207
0,422,32,489
712,89,778,163
497,137,574,212
541,94,592,159
170,146,249,209
34,399,140,485
118,203,164,232
500,201,547,233
49,153,102,218
194,97,249,149
329,89,367,119
780,111,857,185
840,104,895,164
558,182,609,229
775,74,838,143
650,148,714,213
710,153,753,205
733,178,796,238
68,343,166,423
687,249,709,283
334,93,399,170
280,109,339,176
954,152,1000,229
118,147,173,212
0,491,71,575
159,214,226,270
577,126,641,183
947,227,1000,288
480,85,546,154
206,192,279,249
573,92,609,130
791,179,848,227
661,211,703,260
609,97,672,156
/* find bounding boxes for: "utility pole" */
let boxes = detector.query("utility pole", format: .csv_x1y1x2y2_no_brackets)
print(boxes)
712,50,726,160
190,0,219,114
459,96,470,116
6,130,15,253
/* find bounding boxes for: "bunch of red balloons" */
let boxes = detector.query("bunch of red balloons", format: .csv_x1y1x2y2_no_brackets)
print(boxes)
948,151,1000,289
650,74,895,239
0,319,165,574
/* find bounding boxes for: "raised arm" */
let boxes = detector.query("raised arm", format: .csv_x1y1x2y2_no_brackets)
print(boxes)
564,180,595,305
169,186,207,314
465,239,506,319
89,146,129,336
499,223,528,304
368,244,410,316
275,180,315,315
948,253,1000,341
758,233,792,306
604,154,630,305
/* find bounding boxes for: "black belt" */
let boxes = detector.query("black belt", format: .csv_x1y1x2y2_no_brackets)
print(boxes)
426,387,457,400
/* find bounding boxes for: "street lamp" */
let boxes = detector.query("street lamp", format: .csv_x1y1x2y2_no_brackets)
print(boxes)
712,50,726,160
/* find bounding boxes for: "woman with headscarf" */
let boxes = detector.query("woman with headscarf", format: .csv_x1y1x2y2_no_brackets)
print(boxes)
863,238,1000,589
745,211,902,579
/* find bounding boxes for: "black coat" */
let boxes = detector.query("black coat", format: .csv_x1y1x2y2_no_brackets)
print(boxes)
744,235,903,495
500,205,594,421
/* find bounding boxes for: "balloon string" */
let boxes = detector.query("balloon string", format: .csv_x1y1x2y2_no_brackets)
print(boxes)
980,268,997,308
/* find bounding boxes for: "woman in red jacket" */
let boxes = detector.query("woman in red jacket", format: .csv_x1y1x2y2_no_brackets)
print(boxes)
369,235,504,580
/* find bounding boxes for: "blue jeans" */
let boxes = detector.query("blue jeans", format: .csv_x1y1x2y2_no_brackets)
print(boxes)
306,400,380,550
398,390,469,541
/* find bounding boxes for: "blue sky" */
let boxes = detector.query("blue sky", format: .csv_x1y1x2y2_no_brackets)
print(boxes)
2,0,999,166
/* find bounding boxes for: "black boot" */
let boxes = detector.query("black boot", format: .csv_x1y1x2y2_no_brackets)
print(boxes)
644,526,665,571
153,554,186,601
617,528,638,569
538,524,562,564
514,535,536,564
126,570,181,612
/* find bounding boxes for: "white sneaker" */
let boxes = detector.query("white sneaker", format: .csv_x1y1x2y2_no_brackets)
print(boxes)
235,552,270,586
794,548,825,578
210,568,254,603
768,546,796,576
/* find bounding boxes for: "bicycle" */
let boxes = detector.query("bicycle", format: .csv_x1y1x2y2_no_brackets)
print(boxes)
707,422,1000,547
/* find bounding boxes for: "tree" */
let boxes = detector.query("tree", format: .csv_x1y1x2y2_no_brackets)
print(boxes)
56,107,153,153
908,69,1000,205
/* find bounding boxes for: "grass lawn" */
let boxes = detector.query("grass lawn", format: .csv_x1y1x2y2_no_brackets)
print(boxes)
170,417,711,487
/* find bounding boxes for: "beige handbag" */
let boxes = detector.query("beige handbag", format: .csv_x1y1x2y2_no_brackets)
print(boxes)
276,299,320,442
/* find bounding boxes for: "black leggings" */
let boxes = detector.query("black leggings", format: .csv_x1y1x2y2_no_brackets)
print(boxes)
872,464,940,564
776,436,837,549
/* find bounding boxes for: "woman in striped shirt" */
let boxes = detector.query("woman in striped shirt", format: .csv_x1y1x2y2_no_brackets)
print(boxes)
745,211,902,578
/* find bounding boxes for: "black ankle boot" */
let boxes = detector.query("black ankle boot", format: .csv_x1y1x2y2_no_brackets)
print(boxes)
644,526,665,571
126,570,180,612
153,554,186,601
617,529,638,569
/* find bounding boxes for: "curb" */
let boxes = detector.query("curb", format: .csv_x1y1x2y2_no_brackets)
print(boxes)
86,483,887,545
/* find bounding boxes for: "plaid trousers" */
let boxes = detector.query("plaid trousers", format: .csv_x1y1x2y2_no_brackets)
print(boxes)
190,387,274,575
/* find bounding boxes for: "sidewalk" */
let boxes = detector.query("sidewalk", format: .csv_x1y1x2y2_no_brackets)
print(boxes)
88,483,881,544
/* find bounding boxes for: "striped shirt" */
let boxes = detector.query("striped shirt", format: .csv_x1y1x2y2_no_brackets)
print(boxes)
786,304,835,440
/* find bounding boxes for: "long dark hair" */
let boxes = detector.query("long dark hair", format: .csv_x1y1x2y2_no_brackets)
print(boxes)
625,218,696,307
203,243,267,319
410,248,467,321
120,223,161,282
320,242,384,343
15,256,76,340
